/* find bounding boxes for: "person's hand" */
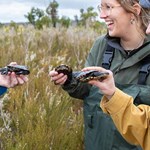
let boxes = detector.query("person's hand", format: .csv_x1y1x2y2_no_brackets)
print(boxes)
82,66,116,99
49,70,68,85
0,62,28,88
0,72,28,88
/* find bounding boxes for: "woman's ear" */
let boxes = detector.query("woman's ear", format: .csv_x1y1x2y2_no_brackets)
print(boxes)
133,3,142,15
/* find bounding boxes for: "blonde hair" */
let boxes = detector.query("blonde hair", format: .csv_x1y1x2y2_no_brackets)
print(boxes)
117,0,150,34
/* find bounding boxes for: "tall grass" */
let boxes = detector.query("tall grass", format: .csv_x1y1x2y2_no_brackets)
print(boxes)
0,25,106,150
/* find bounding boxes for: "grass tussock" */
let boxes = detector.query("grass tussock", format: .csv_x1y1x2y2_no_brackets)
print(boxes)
0,25,106,150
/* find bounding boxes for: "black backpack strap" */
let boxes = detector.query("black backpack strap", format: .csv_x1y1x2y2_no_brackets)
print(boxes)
138,55,150,85
102,44,150,85
102,44,115,69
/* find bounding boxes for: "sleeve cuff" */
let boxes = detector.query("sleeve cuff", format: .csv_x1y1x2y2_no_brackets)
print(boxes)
100,88,132,115
0,86,7,96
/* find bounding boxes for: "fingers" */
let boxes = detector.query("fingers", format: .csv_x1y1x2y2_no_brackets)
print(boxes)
49,70,67,85
9,62,17,65
53,75,67,85
82,66,108,72
6,72,28,88
49,70,58,78
85,68,115,98
17,75,28,85
8,73,19,88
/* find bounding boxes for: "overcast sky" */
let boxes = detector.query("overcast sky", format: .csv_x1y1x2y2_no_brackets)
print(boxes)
0,0,101,23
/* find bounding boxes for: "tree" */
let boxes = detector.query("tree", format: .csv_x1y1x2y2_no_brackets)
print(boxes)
74,15,79,26
25,7,44,25
59,16,71,28
79,7,98,28
25,7,51,29
46,0,59,28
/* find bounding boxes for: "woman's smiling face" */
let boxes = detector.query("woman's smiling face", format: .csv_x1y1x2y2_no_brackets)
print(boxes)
99,0,133,38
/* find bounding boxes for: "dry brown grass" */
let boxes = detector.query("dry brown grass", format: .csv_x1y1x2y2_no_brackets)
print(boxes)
0,25,106,150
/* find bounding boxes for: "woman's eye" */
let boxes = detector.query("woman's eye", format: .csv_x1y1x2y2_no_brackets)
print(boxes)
106,5,111,10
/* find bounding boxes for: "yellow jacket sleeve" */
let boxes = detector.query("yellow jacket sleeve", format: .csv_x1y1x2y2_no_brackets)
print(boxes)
100,88,150,150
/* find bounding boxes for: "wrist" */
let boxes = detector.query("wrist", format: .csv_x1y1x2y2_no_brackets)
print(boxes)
105,89,116,100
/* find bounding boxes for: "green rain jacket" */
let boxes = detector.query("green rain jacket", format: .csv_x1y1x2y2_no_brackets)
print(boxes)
63,34,150,150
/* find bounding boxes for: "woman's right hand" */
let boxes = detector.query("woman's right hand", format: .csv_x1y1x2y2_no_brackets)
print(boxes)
82,66,116,99
49,70,68,85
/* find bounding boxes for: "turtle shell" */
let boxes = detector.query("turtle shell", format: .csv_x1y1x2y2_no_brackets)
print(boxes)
75,70,109,82
55,64,72,76
55,64,72,84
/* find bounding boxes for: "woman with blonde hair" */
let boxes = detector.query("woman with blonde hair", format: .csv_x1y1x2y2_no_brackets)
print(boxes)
49,0,150,149
83,1,150,149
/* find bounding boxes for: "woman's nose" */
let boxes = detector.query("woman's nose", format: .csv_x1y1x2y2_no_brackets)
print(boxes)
99,11,108,19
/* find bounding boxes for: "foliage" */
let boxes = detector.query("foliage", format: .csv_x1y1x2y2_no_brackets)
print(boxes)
59,16,71,28
35,16,51,29
0,25,106,150
79,7,98,28
92,21,107,33
46,0,59,28
74,15,79,26
24,1,104,29
0,23,4,28
25,7,51,29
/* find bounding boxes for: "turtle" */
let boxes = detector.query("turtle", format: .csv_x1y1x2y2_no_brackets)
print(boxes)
0,64,30,75
75,70,109,82
55,64,109,83
55,64,72,84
